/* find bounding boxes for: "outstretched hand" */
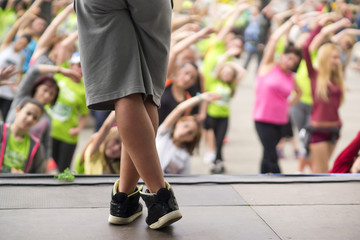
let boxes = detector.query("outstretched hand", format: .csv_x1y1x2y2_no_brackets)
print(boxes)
318,12,342,26
200,92,222,103
60,67,82,82
0,66,18,84
199,26,216,39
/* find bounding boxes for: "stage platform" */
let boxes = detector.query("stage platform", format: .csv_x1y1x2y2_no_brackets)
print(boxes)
1,174,360,240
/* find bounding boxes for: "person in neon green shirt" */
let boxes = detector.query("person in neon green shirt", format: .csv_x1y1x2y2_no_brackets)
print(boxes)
203,53,246,174
47,52,89,172
0,7,17,45
0,98,45,173
201,3,249,166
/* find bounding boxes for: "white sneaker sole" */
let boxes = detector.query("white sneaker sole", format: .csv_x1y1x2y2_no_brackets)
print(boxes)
108,211,142,225
149,210,182,230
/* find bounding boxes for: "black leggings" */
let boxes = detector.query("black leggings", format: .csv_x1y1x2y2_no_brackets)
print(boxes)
52,138,77,172
0,97,12,121
204,115,229,162
255,121,283,173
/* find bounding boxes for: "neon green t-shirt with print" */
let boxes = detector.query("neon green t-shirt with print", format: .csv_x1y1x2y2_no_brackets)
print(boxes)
47,74,89,144
206,77,235,118
274,36,287,61
0,8,17,45
196,34,216,58
295,50,318,105
2,132,30,173
202,39,226,81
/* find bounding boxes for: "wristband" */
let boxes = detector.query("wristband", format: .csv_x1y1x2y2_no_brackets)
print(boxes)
196,92,203,102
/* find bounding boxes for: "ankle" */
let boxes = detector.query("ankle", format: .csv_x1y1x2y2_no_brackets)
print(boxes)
114,179,141,195
145,181,167,194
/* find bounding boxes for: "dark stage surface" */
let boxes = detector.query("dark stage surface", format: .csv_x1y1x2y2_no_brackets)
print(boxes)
1,174,360,240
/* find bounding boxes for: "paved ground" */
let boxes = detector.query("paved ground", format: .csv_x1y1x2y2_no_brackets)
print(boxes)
74,58,360,176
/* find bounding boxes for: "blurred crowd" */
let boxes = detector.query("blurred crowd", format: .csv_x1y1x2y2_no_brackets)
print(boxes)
0,0,360,175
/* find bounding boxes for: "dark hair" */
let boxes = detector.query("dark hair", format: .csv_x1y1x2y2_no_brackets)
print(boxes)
283,44,303,72
180,61,200,87
36,13,48,22
171,116,202,155
231,26,245,36
31,76,60,105
14,0,29,10
284,45,302,59
18,97,44,114
181,61,198,71
19,34,32,43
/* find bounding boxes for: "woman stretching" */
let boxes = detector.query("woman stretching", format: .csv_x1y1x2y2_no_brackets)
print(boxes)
303,14,346,173
253,16,302,174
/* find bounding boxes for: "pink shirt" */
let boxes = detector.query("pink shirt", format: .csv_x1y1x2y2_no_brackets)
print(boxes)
253,65,295,124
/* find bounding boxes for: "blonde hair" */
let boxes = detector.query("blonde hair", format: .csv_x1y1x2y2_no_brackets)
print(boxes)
102,127,121,153
79,127,121,174
315,43,345,104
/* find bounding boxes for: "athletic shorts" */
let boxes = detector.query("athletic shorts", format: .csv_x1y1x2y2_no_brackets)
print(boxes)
74,0,172,110
309,128,340,144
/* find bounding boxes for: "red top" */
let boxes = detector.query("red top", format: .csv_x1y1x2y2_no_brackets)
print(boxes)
330,131,360,173
303,25,342,124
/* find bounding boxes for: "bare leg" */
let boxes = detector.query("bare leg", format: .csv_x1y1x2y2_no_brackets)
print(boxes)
276,137,286,150
310,141,336,173
115,94,165,194
118,145,140,194
297,156,312,173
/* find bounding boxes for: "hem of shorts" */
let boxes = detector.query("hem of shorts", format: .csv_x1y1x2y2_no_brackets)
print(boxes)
87,87,162,110
52,135,78,145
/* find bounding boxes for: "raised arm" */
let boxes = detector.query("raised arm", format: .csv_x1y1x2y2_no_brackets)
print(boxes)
6,64,70,123
213,48,246,85
303,24,322,80
309,16,351,52
38,64,82,82
160,92,221,133
259,16,297,72
171,27,214,58
55,31,78,65
171,14,202,32
331,28,360,43
89,111,116,156
5,0,16,10
171,23,200,46
168,26,215,77
216,2,249,42
0,5,35,51
32,4,74,60
17,0,44,34
273,9,295,26
226,61,246,86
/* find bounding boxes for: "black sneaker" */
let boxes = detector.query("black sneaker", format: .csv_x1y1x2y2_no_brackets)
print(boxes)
108,180,143,225
140,182,182,229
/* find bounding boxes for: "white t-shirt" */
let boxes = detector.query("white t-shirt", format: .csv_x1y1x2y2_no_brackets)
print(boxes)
156,125,190,174
0,43,23,99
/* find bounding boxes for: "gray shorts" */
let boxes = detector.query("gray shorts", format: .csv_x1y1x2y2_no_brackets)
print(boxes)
74,0,172,110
